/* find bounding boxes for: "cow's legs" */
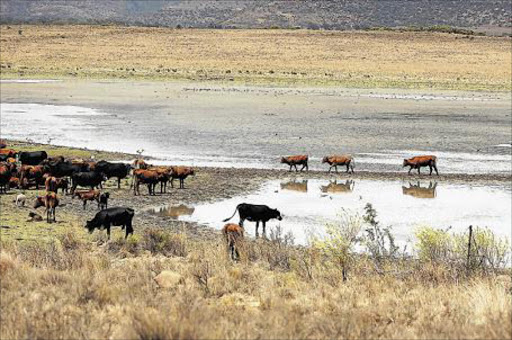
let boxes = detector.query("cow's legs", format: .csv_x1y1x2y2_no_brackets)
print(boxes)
170,178,174,188
433,164,439,176
180,178,184,189
106,225,111,241
262,221,267,237
408,167,412,175
83,200,87,210
255,221,259,238
429,165,433,175
417,167,421,175
294,164,299,172
118,178,121,189
239,218,245,227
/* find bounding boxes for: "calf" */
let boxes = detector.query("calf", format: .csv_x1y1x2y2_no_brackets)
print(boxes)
71,171,107,193
223,203,283,237
33,193,60,222
281,155,308,172
170,166,195,189
322,155,354,173
85,207,135,240
99,192,110,210
403,155,439,176
72,189,101,209
222,223,244,260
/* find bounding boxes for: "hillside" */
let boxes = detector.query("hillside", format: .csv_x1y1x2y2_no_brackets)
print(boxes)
1,0,511,32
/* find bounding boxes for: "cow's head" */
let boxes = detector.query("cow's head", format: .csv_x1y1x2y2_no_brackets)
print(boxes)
85,220,97,233
322,156,329,163
280,157,287,164
402,159,409,167
273,209,283,221
189,169,195,176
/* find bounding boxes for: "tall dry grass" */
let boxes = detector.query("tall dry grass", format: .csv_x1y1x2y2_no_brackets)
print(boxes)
1,222,510,340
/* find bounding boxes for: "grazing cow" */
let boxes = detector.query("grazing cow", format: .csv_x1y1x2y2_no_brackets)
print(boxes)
19,165,45,189
85,207,135,240
44,192,59,223
0,163,12,193
402,181,437,199
403,155,439,176
281,155,308,172
16,194,26,207
18,151,47,165
99,192,110,210
94,161,132,189
133,169,160,196
223,203,283,237
321,180,354,194
71,171,107,194
72,189,101,209
222,223,244,260
170,166,195,189
9,177,20,189
322,155,354,173
280,180,308,192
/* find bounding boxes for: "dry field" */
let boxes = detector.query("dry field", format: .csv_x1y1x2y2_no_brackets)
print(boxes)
0,25,510,90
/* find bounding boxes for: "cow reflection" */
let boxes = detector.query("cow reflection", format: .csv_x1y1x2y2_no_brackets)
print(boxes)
155,204,195,218
320,180,354,194
402,181,437,199
280,180,308,192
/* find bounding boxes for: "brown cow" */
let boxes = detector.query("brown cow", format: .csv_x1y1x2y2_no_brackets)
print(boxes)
45,176,68,194
132,159,149,170
19,165,45,189
148,166,172,193
72,189,101,209
170,167,195,189
9,177,20,189
402,181,437,199
222,223,244,260
33,193,60,222
281,155,308,172
403,155,439,176
133,169,160,196
322,155,354,173
0,163,12,193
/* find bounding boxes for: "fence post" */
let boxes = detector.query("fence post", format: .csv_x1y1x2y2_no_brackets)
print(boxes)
466,225,473,272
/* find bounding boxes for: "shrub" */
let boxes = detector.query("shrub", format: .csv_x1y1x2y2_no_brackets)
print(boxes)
415,226,453,263
142,228,188,257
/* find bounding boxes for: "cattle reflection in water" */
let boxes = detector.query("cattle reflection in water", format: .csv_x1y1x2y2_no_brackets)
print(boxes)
152,204,195,218
402,181,438,199
280,180,308,192
320,180,355,193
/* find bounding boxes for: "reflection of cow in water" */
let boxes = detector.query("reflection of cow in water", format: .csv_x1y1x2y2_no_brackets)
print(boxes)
158,204,195,218
402,181,437,199
280,180,308,192
321,180,354,194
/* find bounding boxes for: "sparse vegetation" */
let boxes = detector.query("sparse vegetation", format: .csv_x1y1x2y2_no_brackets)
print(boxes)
0,25,510,91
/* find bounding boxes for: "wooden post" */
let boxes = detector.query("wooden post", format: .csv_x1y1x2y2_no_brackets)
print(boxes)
466,225,473,271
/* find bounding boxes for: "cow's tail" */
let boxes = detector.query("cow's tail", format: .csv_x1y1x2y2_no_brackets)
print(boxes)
222,204,241,222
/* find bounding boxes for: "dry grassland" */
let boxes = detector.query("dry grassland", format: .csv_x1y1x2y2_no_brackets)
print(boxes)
1,25,510,90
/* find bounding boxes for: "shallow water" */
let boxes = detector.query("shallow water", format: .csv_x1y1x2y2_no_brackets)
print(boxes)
148,179,511,246
1,102,511,174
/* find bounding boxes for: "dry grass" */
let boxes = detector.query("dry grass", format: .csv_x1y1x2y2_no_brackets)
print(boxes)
1,25,510,91
1,195,511,339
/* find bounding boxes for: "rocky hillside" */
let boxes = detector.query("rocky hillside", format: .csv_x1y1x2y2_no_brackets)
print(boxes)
1,0,510,30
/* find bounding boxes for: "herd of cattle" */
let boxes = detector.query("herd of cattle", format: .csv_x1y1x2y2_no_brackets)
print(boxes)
0,143,439,259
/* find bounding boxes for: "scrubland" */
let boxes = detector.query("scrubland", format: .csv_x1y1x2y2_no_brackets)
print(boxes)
1,25,510,91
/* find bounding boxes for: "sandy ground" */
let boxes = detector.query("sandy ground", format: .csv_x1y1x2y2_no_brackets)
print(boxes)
1,80,511,174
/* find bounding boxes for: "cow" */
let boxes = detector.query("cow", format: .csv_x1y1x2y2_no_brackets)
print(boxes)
222,223,244,260
403,155,439,176
321,180,355,194
72,189,101,209
94,161,131,189
71,171,107,194
281,155,308,172
99,192,110,210
133,169,160,196
223,203,283,237
9,177,20,189
147,167,173,193
170,166,195,189
18,151,47,165
42,159,86,178
132,159,148,170
45,176,58,192
402,181,437,199
280,180,308,192
19,165,45,189
0,163,12,193
44,192,59,223
85,207,135,240
322,155,354,173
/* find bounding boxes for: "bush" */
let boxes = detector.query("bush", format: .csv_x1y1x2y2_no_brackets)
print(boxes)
415,226,453,263
142,228,187,257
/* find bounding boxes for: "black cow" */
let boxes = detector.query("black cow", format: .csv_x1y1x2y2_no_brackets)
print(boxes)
18,151,48,165
99,192,110,210
94,161,131,189
85,207,134,240
71,171,107,194
223,203,283,237
42,160,87,178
